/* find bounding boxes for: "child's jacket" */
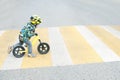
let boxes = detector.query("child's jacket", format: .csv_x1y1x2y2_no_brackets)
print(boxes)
20,22,36,42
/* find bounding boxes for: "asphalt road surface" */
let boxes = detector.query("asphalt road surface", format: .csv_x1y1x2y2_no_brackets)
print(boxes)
0,62,120,80
0,0,120,30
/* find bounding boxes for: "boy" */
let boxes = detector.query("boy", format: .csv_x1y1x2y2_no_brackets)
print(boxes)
8,15,42,57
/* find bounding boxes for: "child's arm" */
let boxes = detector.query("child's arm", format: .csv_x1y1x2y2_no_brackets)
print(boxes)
27,26,36,37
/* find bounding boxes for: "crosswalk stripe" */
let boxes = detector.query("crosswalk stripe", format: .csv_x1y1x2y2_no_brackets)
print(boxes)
100,26,120,39
76,26,120,62
87,26,120,57
0,30,19,69
1,53,23,70
60,27,102,64
21,28,52,69
1,39,24,70
48,27,73,66
111,26,120,32
0,30,5,36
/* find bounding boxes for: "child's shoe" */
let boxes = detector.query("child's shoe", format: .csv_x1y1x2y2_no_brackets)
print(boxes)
8,46,13,54
28,53,36,57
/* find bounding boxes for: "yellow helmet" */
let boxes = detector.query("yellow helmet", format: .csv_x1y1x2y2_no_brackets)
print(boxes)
30,15,41,25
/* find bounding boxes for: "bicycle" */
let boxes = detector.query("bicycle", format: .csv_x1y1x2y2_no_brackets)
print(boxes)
12,35,50,58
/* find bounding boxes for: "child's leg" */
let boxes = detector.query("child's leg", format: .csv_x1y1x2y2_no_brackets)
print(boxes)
25,40,32,54
25,40,36,57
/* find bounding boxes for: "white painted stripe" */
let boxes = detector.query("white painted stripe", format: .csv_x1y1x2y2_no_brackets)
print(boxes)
1,40,24,70
100,26,120,39
76,26,120,62
48,27,73,66
0,30,5,36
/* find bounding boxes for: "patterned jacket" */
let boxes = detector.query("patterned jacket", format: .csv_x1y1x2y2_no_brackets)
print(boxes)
19,22,36,42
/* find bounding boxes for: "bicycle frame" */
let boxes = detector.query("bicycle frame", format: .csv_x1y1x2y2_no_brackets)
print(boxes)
31,35,41,46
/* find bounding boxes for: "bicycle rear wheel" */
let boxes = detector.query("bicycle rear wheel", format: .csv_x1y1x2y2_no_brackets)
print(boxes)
13,46,25,58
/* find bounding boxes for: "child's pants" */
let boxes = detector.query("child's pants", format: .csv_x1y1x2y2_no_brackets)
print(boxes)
14,40,32,54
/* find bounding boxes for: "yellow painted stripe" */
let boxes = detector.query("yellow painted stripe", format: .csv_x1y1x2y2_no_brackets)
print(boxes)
111,26,120,31
60,27,103,64
88,26,120,56
0,30,19,68
21,28,52,69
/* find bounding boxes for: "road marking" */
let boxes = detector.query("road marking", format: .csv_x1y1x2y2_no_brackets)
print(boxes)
1,26,120,70
76,26,120,62
88,26,120,57
0,30,19,69
100,26,120,39
48,27,73,66
111,26,120,31
21,28,52,69
1,52,24,70
1,39,24,70
0,30,5,36
60,26,102,64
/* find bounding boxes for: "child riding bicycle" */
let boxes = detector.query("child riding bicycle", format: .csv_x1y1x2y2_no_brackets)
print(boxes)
8,15,42,57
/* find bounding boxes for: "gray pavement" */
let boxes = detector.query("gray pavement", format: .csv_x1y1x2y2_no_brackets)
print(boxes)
0,61,120,80
0,0,120,30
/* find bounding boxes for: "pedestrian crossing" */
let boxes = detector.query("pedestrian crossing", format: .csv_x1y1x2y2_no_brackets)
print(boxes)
0,26,120,70
48,27,73,66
